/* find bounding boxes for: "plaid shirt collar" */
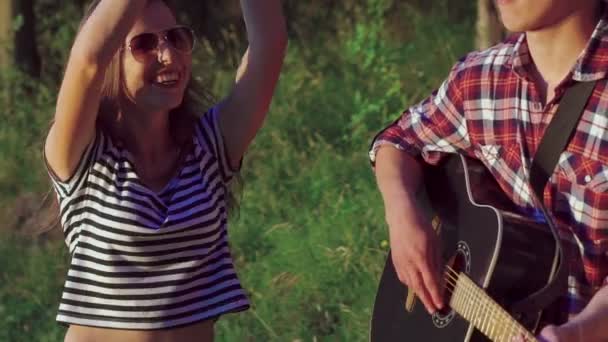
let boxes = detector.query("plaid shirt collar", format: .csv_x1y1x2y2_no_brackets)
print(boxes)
507,4,608,83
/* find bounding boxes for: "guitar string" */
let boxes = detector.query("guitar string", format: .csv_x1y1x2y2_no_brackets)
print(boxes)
442,268,494,336
442,270,504,339
445,266,537,341
444,268,493,336
443,267,536,342
443,267,532,341
442,270,530,342
441,266,535,341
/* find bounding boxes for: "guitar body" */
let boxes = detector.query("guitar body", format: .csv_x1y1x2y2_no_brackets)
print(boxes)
370,154,563,342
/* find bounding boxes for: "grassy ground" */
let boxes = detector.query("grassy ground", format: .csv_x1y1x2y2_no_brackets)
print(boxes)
0,1,474,340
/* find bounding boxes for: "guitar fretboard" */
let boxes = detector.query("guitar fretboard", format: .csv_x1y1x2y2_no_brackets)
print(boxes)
449,273,537,342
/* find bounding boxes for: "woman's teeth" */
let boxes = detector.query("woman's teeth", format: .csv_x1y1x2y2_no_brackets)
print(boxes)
155,72,180,85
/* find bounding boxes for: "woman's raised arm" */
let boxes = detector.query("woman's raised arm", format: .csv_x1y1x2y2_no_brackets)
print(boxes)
217,0,288,169
45,0,147,181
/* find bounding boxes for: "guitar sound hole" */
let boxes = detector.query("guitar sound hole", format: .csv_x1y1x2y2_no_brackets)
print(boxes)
432,241,471,328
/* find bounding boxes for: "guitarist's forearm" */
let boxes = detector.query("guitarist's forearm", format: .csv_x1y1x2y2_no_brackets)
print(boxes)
564,284,608,341
556,284,608,342
374,147,423,226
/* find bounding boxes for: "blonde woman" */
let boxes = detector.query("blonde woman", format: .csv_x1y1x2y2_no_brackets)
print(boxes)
44,0,287,341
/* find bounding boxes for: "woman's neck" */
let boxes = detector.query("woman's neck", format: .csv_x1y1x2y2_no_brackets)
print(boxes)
116,106,176,163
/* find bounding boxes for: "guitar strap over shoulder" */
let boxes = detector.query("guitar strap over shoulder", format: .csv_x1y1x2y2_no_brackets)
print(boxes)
510,80,597,317
529,81,597,198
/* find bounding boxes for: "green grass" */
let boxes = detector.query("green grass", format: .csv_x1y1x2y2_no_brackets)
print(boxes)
0,234,68,342
0,0,474,340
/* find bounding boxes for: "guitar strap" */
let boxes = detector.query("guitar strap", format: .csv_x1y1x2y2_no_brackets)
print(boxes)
510,80,597,316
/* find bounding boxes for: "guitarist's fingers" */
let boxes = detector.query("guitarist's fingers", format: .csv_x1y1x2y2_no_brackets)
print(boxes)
511,335,525,342
422,246,444,310
432,238,445,307
394,263,411,288
408,268,436,315
401,269,412,288
391,254,412,287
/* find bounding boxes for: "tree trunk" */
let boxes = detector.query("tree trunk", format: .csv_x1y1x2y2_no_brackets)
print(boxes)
476,0,504,50
13,0,40,77
0,0,12,68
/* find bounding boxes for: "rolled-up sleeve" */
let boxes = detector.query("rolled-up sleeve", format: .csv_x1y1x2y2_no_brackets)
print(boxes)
369,57,472,166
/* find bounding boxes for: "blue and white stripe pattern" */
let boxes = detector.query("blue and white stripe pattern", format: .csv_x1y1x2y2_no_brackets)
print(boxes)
47,107,249,329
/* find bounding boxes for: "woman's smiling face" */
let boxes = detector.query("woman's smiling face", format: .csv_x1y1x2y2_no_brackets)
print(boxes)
121,0,192,114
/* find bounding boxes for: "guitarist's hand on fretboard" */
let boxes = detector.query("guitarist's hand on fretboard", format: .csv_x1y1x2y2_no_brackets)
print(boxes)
512,323,580,342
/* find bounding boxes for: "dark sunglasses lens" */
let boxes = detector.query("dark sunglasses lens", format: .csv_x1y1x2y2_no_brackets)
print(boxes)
167,27,194,52
130,33,158,58
130,33,158,57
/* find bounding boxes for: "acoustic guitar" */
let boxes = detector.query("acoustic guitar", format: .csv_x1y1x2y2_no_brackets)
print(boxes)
370,154,567,342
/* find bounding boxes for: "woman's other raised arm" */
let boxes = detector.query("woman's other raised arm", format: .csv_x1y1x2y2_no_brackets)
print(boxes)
45,0,147,180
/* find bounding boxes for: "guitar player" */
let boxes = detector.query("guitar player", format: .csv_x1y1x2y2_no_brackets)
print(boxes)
370,0,608,340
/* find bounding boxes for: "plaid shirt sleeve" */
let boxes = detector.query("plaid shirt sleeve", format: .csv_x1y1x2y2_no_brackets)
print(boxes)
369,57,472,166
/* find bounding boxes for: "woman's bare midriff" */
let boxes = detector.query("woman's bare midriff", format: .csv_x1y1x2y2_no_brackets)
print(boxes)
64,319,214,342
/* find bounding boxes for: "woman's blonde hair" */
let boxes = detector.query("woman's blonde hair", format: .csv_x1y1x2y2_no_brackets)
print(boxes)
81,0,215,146
38,0,240,236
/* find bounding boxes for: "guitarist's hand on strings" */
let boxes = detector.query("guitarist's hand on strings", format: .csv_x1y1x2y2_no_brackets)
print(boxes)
387,205,445,315
375,147,445,316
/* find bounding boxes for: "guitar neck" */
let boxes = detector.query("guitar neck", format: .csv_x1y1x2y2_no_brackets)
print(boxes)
449,273,537,342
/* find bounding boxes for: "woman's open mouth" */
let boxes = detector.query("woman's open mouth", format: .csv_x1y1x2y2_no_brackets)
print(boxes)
152,71,181,89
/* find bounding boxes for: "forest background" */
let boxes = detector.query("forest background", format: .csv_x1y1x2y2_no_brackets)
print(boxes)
0,0,504,340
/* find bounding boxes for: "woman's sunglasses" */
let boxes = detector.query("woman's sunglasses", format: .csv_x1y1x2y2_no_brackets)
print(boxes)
126,26,195,62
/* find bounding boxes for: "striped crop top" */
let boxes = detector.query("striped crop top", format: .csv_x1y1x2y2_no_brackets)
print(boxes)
46,107,250,329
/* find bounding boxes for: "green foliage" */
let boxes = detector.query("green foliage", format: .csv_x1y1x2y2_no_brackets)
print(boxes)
0,0,474,340
0,67,54,201
210,0,474,339
12,15,24,32
34,1,82,83
0,234,68,342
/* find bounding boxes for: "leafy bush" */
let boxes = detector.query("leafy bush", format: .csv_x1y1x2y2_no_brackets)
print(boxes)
0,67,54,202
0,234,68,342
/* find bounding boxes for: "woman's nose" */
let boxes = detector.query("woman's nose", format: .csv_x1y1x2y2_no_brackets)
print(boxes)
156,39,175,64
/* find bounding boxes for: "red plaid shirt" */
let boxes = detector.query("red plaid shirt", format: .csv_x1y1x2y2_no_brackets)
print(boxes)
370,12,608,317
